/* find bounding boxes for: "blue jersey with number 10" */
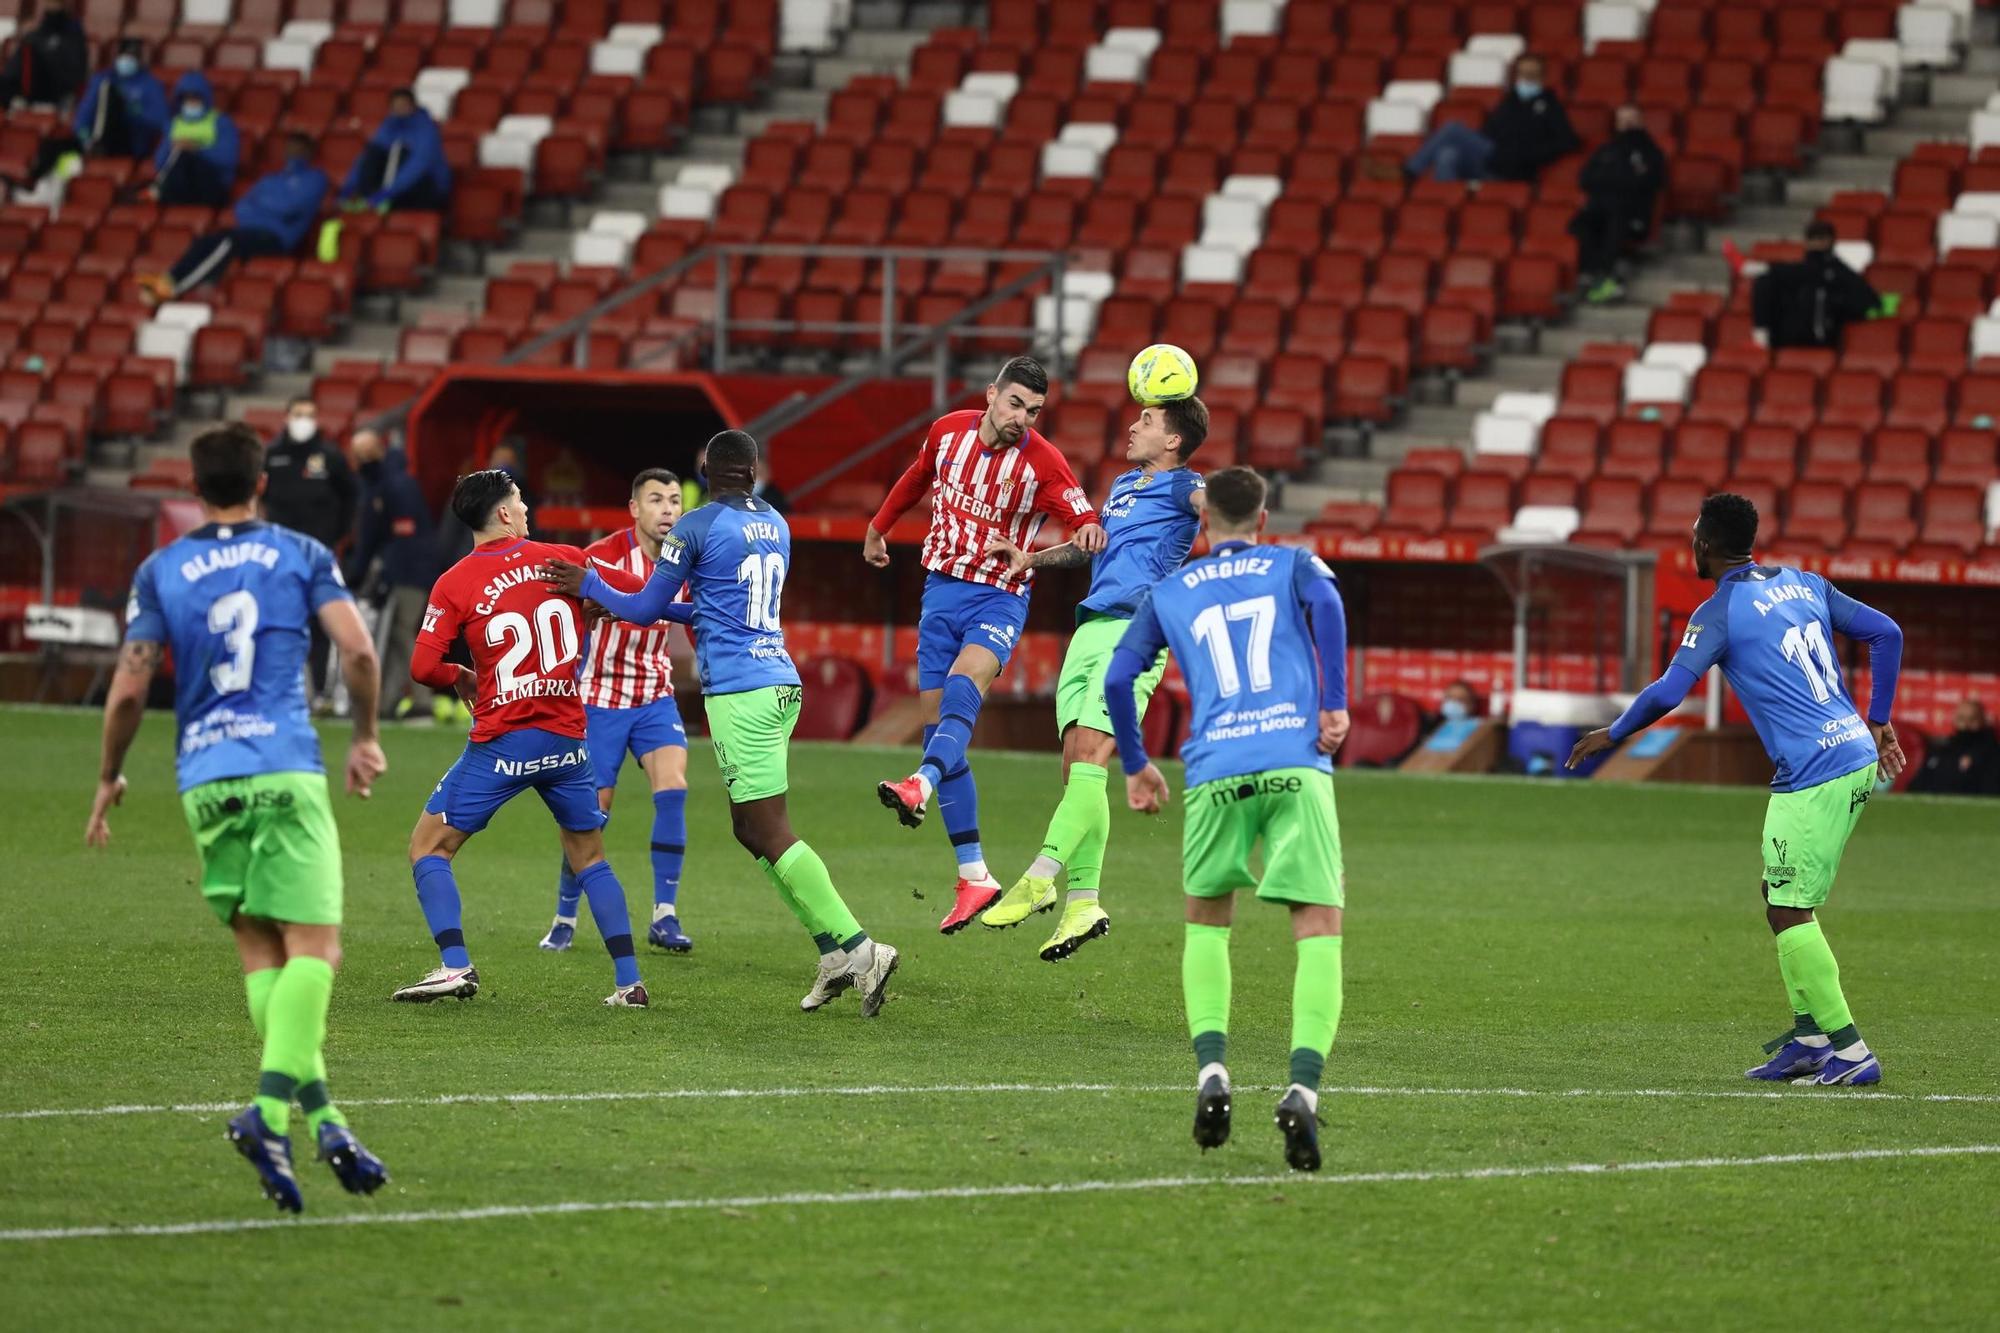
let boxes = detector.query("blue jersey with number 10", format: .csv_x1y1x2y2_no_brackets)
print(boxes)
123,520,351,791
1670,564,1880,792
658,494,800,695
1120,541,1337,789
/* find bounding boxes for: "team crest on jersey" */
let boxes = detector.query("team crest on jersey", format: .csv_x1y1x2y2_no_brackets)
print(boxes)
1134,474,1154,489
996,480,1014,506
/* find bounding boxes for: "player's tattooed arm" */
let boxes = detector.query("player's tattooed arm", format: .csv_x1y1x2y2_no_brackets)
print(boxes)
88,640,160,845
984,534,1091,576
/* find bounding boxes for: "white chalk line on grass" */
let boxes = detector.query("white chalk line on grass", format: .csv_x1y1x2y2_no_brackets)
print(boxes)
5,1079,2000,1124
4,1143,1995,1244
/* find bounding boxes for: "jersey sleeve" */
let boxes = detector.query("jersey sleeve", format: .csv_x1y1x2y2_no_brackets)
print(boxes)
1668,593,1729,677
1293,552,1349,711
869,426,939,533
1115,589,1170,662
1032,446,1098,529
1177,469,1206,515
413,574,462,656
304,536,353,611
123,555,165,643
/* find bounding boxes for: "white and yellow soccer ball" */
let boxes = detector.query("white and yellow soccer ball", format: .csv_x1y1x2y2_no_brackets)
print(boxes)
1126,343,1199,404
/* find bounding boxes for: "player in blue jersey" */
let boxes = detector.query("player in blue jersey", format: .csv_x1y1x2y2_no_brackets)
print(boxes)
1105,467,1352,1172
85,423,391,1214
980,397,1208,960
541,430,901,1016
1568,493,1907,1087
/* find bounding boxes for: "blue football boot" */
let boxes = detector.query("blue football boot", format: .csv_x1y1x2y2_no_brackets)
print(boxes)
226,1105,302,1214
316,1121,390,1195
1805,1051,1882,1086
1746,1038,1834,1081
648,913,693,953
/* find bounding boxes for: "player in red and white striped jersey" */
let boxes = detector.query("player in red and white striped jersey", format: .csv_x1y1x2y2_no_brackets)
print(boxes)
538,468,696,956
862,356,1107,931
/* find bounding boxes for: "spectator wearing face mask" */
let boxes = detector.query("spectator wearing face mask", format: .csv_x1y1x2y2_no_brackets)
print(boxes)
1403,54,1579,184
148,72,240,208
73,38,167,160
1570,104,1669,306
136,133,328,304
1908,699,2000,797
339,87,451,213
0,1,89,110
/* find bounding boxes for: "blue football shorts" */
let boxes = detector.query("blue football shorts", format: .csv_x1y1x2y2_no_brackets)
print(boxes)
424,726,606,835
585,695,687,790
916,571,1030,690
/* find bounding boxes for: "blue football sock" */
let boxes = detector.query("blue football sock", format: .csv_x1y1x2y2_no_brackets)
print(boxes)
575,860,640,987
922,677,987,870
555,855,582,920
651,789,686,910
412,855,471,969
938,762,983,870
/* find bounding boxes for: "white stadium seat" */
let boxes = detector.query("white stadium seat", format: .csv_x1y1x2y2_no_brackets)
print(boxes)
260,38,317,73
1448,52,1507,88
279,19,333,44
1366,99,1429,138
1498,505,1583,545
572,231,631,268
1220,174,1285,206
605,22,665,47
136,324,194,381
1971,110,2000,152
590,211,650,242
942,92,1003,129
1937,210,2000,255
1489,391,1558,425
590,42,648,77
1623,363,1690,405
1180,245,1244,285
447,0,503,25
1057,122,1120,154
1383,80,1444,112
183,0,234,22
153,302,213,332
658,183,719,220
1834,239,1876,273
1951,191,2000,221
1896,5,1958,66
1061,269,1117,302
677,163,735,192
1473,413,1539,456
1084,45,1147,83
1824,55,1891,123
1040,141,1102,179
1583,2,1645,51
1466,34,1527,62
960,72,1021,103
1968,316,2000,361
1642,343,1707,376
1220,0,1280,40
1102,27,1164,57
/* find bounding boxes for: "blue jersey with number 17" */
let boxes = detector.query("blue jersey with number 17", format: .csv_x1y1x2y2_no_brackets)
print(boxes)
1119,541,1337,789
123,520,352,792
1670,564,1880,792
658,494,800,695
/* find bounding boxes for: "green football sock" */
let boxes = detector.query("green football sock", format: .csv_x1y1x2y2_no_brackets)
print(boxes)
1184,923,1232,1070
1040,762,1110,890
773,840,863,948
1775,921,1860,1049
245,967,279,1035
245,967,344,1129
1289,935,1344,1091
256,956,336,1137
758,854,834,952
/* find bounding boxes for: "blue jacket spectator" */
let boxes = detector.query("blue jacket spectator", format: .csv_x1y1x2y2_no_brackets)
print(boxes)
75,40,168,158
341,88,451,212
138,132,328,303
151,72,239,208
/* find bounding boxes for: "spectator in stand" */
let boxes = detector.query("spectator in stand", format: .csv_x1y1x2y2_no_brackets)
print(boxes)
1438,680,1480,725
0,1,88,110
136,132,328,304
1570,105,1668,306
263,398,360,704
339,88,451,213
1402,54,1579,185
1752,220,1881,350
1909,699,2000,797
679,441,708,512
148,72,239,208
751,457,790,513
349,428,444,722
74,38,167,160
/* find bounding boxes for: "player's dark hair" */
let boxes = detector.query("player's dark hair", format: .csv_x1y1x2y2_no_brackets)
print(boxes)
631,467,680,497
1206,466,1267,528
993,355,1048,398
451,468,519,532
705,430,758,478
190,423,264,508
1697,492,1759,558
1161,396,1210,463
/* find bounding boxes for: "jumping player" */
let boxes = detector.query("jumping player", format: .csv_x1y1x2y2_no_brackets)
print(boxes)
864,356,1107,931
539,467,693,955
394,469,649,1007
86,423,391,1213
543,431,900,1015
1106,466,1352,1172
1568,492,1906,1086
981,398,1209,961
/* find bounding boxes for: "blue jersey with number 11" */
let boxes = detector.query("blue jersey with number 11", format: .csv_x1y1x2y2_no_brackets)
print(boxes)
1670,564,1879,792
658,494,800,695
124,520,351,791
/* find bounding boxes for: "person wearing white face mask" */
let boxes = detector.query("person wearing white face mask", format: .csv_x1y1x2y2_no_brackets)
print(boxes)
1437,681,1480,726
1402,53,1579,185
263,399,361,705
73,37,167,160
146,70,239,207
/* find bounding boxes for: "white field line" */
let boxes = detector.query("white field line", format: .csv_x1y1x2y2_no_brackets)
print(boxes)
4,1080,1999,1124
4,1143,1996,1244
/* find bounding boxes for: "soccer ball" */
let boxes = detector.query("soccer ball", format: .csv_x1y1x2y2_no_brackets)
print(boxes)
1127,343,1200,404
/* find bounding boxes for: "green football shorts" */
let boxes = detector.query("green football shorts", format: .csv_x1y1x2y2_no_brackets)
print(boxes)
706,683,803,803
1760,762,1878,910
1056,613,1169,739
180,771,343,927
1182,766,1345,907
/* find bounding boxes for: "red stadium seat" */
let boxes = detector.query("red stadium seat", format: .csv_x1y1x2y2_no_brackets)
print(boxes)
1341,694,1426,767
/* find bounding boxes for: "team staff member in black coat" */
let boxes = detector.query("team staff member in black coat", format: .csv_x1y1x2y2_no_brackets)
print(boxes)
1753,221,1882,350
348,429,442,721
263,397,359,702
1403,53,1579,184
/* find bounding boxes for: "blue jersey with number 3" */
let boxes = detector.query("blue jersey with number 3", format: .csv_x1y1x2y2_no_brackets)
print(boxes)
1670,564,1879,792
1120,541,1337,788
123,520,352,791
658,494,800,695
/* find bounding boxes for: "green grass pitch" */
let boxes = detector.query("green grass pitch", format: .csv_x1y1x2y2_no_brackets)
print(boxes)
3,704,1997,1329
